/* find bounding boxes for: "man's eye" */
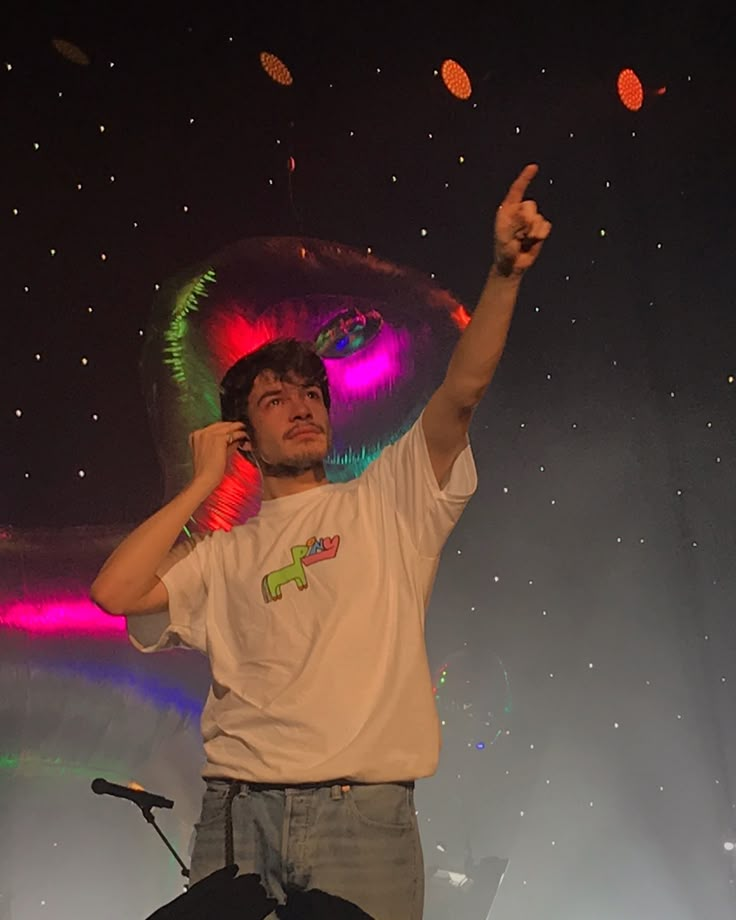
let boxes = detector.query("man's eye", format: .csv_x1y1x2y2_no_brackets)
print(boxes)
269,397,281,406
307,390,321,400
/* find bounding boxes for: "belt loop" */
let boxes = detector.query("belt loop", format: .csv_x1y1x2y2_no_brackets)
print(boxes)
331,783,350,800
224,781,241,866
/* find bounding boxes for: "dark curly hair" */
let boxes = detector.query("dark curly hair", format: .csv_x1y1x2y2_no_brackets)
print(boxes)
219,339,331,463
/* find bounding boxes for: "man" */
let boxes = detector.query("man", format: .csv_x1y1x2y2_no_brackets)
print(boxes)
91,164,550,920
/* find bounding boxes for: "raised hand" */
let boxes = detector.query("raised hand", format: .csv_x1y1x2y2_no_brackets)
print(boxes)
494,164,551,277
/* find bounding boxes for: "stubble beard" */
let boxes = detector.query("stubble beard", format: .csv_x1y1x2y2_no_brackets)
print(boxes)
256,433,331,479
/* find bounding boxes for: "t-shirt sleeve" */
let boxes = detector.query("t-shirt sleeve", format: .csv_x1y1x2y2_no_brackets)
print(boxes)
126,531,213,654
361,409,477,558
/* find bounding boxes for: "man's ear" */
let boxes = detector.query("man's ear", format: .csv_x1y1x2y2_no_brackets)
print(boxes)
236,431,258,466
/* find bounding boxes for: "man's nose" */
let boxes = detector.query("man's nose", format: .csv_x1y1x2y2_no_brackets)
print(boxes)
288,393,313,418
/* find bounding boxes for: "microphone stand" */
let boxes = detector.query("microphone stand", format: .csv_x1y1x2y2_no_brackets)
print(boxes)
91,779,191,880
137,804,190,880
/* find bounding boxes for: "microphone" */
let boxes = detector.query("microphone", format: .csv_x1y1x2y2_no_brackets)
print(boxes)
91,777,174,811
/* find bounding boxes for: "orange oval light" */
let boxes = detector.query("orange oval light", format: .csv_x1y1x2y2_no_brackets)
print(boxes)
441,59,472,100
617,68,644,111
260,52,293,87
52,38,90,66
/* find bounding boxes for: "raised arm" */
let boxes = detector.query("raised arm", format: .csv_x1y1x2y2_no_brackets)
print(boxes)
423,164,552,486
90,420,246,615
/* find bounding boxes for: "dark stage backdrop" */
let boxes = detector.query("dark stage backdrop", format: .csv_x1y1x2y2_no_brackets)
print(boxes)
1,6,735,919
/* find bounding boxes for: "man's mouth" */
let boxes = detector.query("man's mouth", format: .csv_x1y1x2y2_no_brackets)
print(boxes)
287,426,322,439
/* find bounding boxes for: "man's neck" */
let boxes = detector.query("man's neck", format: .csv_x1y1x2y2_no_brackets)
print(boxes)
260,464,329,501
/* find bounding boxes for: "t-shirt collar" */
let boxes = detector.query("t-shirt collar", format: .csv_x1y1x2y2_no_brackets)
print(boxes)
256,481,340,518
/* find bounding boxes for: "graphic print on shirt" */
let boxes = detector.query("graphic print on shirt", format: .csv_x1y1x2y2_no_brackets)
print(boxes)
261,534,341,602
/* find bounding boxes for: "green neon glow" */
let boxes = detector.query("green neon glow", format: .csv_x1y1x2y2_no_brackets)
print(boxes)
325,444,383,481
163,268,216,386
326,417,414,481
0,751,128,781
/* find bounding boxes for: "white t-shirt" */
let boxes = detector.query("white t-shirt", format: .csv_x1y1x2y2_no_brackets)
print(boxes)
127,414,477,783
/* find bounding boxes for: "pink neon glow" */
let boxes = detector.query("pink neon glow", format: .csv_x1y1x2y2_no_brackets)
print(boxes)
325,324,410,399
0,597,127,639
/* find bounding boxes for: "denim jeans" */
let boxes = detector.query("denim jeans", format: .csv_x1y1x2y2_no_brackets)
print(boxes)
189,778,424,920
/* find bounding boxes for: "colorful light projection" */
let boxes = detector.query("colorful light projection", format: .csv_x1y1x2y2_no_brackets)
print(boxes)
0,597,205,715
142,237,471,532
0,639,204,918
432,650,513,748
0,529,208,797
0,653,203,749
25,657,203,718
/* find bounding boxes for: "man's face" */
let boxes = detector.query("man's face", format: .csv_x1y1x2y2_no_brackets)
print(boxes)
246,370,332,471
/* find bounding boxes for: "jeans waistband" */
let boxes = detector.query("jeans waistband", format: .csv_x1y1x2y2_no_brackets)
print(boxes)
206,776,415,792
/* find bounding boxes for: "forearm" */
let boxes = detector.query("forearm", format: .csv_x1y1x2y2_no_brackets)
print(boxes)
90,478,212,611
443,266,523,406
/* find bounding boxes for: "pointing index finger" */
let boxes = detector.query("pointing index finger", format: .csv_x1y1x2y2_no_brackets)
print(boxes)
502,163,539,206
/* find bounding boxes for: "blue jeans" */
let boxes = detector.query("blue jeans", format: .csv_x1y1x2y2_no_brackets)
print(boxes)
189,778,424,919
